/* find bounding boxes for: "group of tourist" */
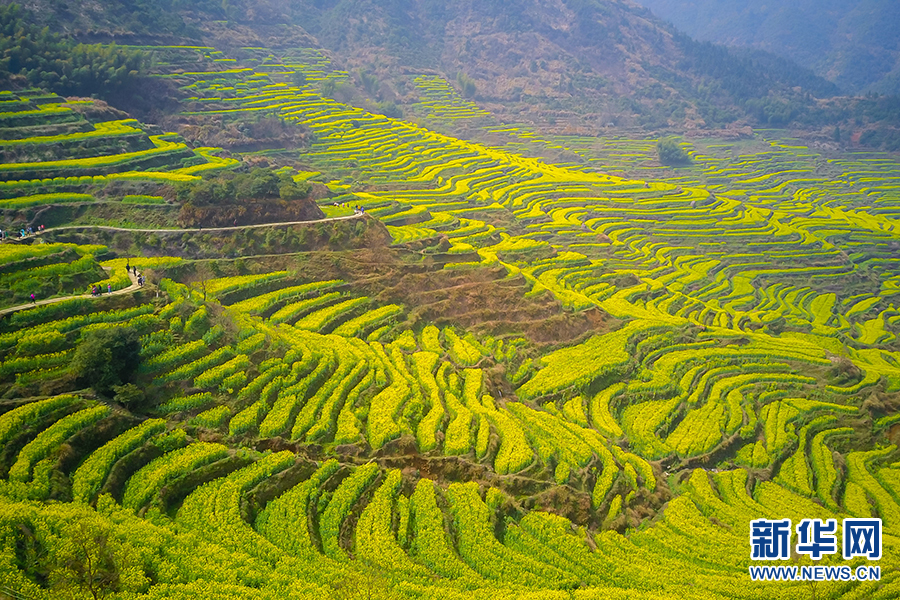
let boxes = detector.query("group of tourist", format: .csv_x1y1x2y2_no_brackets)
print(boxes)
90,284,112,297
0,224,45,240
20,260,148,309
125,263,145,287
88,266,144,297
331,201,366,215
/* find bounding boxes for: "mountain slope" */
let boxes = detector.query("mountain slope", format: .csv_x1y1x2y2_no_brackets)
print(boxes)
632,0,900,95
270,0,837,128
8,0,838,130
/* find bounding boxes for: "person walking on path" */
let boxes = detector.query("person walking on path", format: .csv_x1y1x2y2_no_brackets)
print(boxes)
30,293,35,304
107,283,112,294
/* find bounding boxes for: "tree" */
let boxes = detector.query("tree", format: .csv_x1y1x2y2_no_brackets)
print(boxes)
247,168,280,198
357,69,378,95
112,383,145,408
71,327,141,396
0,5,148,99
375,100,402,119
185,262,215,301
49,519,124,600
456,72,476,98
290,70,306,87
657,138,692,166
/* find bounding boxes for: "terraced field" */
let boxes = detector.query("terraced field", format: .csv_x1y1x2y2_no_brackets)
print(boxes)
2,45,900,599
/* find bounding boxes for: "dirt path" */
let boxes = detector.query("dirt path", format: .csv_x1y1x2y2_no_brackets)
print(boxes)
0,212,367,317
32,213,364,235
0,268,141,318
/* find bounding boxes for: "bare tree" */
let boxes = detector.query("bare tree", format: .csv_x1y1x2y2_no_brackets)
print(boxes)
49,520,123,600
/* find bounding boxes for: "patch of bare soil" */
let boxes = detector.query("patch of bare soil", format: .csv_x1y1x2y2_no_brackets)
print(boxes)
215,249,616,345
370,266,617,345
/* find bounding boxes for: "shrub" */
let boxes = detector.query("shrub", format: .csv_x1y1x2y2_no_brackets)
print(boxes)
657,138,691,166
71,326,141,395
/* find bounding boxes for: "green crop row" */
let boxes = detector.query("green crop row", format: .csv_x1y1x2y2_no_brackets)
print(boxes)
319,462,380,560
71,418,167,503
259,349,334,438
409,478,479,579
203,271,290,297
0,192,93,209
0,349,72,379
0,394,78,447
128,436,226,509
446,482,576,587
194,354,250,389
175,450,294,563
355,469,429,576
8,404,110,482
0,134,188,175
191,405,232,429
0,304,155,351
332,304,403,337
255,458,341,557
155,346,235,385
228,400,267,436
444,328,481,366
228,280,343,314
159,392,215,414
303,361,367,442
518,320,658,400
294,296,368,332
268,292,342,325
143,339,207,372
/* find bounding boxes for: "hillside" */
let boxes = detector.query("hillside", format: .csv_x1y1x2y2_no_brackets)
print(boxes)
8,0,840,131
633,0,900,95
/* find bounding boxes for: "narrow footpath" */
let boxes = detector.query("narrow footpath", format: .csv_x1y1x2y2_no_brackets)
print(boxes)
0,212,368,318
0,268,141,318
33,213,364,235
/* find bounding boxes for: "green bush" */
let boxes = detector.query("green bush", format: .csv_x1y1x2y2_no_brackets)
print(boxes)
456,72,476,98
71,326,141,395
657,138,692,166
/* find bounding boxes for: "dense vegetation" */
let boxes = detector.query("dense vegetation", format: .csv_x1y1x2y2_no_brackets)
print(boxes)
176,169,311,206
0,4,147,99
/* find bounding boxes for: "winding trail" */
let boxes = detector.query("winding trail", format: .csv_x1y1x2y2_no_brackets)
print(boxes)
34,213,364,235
0,213,369,318
0,268,142,318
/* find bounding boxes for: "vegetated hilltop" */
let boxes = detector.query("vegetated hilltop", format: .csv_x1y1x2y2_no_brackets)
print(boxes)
9,0,838,130
632,0,900,96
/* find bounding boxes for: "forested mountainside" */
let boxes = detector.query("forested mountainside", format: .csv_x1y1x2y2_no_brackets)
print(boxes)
7,0,840,130
633,0,900,96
